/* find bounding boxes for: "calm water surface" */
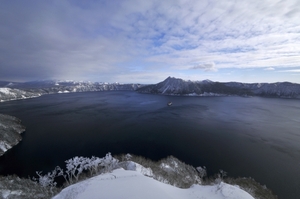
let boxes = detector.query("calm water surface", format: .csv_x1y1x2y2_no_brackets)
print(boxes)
0,91,299,199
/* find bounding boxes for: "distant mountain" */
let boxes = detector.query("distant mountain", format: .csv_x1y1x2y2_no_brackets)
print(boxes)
137,77,251,96
0,80,143,102
137,77,300,98
1,77,300,102
0,114,25,156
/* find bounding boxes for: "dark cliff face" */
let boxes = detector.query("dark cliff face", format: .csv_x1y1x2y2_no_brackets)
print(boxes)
0,114,26,156
137,77,300,98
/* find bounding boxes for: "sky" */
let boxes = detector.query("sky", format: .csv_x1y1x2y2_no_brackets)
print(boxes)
1,0,300,84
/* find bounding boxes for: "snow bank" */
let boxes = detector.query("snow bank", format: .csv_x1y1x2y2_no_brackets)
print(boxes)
53,168,254,199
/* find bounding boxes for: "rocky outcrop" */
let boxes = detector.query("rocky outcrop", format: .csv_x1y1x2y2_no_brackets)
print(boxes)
0,114,25,156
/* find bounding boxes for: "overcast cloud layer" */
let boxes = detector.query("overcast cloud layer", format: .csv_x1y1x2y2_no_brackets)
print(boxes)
1,0,300,83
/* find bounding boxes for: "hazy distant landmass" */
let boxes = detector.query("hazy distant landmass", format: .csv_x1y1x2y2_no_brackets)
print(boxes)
0,114,25,156
1,77,300,102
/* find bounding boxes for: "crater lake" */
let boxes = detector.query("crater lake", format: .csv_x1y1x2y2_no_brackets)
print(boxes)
0,91,299,199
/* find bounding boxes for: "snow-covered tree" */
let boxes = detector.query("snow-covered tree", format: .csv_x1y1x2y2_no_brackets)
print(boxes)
33,166,63,195
34,153,121,188
101,152,119,172
64,156,89,184
84,156,103,175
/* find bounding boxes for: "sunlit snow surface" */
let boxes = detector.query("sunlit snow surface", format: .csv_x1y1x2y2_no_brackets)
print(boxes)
53,167,254,199
0,88,11,95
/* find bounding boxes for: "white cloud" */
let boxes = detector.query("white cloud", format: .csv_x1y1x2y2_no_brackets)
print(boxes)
191,62,217,71
264,67,275,71
278,69,300,73
1,0,300,83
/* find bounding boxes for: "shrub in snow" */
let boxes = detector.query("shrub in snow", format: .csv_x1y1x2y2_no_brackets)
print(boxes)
101,152,119,173
84,156,104,175
64,156,89,184
33,166,63,194
196,166,207,179
125,153,132,161
0,175,61,199
128,155,202,188
157,156,202,188
213,169,228,185
219,169,227,179
224,177,278,199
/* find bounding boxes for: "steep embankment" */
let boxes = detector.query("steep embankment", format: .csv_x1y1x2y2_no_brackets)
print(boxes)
0,114,25,156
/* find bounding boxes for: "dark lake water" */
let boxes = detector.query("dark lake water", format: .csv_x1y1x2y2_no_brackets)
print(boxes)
0,91,299,199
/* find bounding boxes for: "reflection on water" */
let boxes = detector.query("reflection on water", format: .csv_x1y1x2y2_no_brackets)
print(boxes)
0,91,299,199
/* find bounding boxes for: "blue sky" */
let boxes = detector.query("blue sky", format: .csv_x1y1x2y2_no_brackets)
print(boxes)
1,0,300,83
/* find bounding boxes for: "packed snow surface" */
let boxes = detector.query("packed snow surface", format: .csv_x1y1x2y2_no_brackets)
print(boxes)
53,168,254,199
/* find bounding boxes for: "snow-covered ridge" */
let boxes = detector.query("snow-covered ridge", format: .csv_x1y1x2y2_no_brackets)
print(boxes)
137,77,300,98
53,164,255,199
0,87,41,102
0,80,143,102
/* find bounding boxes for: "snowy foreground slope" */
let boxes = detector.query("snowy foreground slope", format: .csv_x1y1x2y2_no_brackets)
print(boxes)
53,167,254,199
